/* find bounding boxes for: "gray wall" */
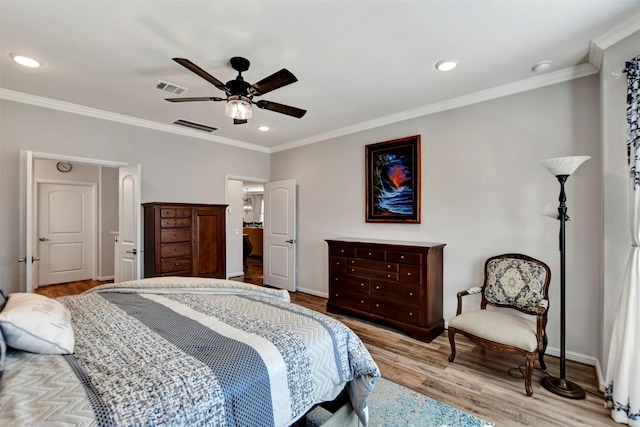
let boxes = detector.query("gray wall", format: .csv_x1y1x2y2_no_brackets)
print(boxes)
0,99,270,294
600,31,640,371
271,76,603,362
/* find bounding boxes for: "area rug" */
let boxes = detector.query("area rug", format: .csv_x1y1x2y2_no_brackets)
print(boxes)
306,378,492,427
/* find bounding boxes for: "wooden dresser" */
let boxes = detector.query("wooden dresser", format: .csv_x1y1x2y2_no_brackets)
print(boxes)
143,203,227,279
326,238,445,342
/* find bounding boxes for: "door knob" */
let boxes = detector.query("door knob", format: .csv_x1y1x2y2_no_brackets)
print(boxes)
286,239,296,244
125,249,138,255
38,237,50,241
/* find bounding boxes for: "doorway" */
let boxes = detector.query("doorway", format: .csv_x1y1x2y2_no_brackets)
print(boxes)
225,177,265,280
19,151,138,293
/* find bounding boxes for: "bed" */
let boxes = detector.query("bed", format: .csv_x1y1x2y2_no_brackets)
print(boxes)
0,277,380,426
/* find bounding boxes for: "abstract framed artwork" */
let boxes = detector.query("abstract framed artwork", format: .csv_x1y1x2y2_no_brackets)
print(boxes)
365,135,421,223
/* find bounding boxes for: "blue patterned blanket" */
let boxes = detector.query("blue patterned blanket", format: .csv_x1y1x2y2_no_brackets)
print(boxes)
0,278,380,426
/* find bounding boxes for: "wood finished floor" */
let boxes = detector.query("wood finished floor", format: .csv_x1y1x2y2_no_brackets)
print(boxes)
36,257,615,427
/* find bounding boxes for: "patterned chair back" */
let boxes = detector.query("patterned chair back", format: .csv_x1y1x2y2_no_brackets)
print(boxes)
482,254,551,314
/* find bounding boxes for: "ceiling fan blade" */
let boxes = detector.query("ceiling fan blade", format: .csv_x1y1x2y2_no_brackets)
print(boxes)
234,119,248,125
250,69,298,96
256,100,307,118
165,97,225,102
172,58,229,92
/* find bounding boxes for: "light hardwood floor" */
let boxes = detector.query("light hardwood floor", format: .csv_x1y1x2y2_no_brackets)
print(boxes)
36,259,615,427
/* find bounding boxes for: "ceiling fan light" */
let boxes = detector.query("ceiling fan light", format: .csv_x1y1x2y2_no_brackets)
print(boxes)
225,95,253,120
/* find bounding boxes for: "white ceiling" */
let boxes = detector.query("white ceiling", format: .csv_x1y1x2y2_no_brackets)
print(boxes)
2,1,640,152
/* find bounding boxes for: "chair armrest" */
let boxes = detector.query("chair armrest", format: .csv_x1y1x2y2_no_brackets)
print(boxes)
536,299,549,349
455,287,482,315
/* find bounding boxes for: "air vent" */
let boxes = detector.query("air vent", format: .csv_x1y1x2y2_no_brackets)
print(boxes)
172,119,218,133
153,80,188,95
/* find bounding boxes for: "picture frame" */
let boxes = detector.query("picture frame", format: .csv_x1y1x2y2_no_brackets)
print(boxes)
365,135,421,223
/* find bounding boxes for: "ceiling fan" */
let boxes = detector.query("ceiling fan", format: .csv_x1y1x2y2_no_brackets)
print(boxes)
165,57,307,125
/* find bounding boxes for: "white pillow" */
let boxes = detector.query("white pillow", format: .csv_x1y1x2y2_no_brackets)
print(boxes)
0,293,74,354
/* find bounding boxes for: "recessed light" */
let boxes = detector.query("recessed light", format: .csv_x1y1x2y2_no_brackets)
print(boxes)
10,54,40,68
532,60,552,73
257,125,269,132
435,59,458,71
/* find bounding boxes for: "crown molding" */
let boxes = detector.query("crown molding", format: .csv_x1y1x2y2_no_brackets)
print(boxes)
589,11,640,70
271,63,597,153
0,88,270,153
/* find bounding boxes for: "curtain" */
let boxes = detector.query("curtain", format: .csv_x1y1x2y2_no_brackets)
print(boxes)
605,55,640,426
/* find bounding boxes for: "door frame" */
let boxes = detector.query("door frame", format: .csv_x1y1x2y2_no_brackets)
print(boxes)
225,174,268,279
34,180,98,288
19,151,128,293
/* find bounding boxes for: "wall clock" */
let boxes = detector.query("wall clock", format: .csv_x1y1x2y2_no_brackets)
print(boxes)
56,162,72,173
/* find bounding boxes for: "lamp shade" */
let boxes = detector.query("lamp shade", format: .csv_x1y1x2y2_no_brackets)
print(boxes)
225,95,253,120
539,156,590,176
541,202,559,219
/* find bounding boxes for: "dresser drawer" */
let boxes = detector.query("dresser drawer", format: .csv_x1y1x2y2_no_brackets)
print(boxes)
161,218,190,228
399,265,422,285
330,255,348,272
331,246,356,257
331,274,370,294
161,229,191,243
331,292,370,312
161,257,192,273
160,208,191,218
346,266,398,281
161,243,191,259
355,247,386,261
348,258,398,272
371,298,421,326
387,251,422,265
371,280,421,305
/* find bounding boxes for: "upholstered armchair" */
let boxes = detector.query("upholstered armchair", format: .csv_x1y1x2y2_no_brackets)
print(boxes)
448,253,551,396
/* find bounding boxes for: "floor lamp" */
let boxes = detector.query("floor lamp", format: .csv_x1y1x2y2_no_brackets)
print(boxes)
539,155,590,399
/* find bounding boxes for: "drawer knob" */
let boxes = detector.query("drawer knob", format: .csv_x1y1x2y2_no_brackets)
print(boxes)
351,268,355,272
387,274,391,278
341,249,344,253
351,260,355,264
175,233,178,237
335,293,339,297
409,292,413,296
376,303,380,307
368,252,372,256
376,286,380,290
388,264,391,268
335,278,338,281
360,283,364,287
407,272,412,276
175,248,178,251
360,300,365,304
175,262,179,266
401,255,405,259
409,312,413,316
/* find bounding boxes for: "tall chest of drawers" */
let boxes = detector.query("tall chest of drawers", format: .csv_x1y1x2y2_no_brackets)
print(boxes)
326,238,445,342
143,203,227,279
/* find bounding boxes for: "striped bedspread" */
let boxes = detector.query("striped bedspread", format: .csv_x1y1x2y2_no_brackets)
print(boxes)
0,278,380,426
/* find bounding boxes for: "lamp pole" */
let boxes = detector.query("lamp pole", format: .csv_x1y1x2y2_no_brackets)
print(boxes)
540,174,586,399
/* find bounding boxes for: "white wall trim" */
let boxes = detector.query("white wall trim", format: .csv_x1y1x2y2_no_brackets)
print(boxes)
271,63,597,153
297,287,328,298
0,88,269,154
591,11,640,51
97,275,114,281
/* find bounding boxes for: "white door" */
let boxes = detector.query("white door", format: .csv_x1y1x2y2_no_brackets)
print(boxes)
114,165,141,283
264,179,296,291
37,183,96,285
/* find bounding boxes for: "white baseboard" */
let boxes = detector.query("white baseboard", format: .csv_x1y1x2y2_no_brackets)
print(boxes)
97,275,114,281
227,271,244,279
296,287,328,298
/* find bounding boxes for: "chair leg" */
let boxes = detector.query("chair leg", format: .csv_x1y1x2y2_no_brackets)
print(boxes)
524,353,535,397
448,327,457,362
539,334,548,372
